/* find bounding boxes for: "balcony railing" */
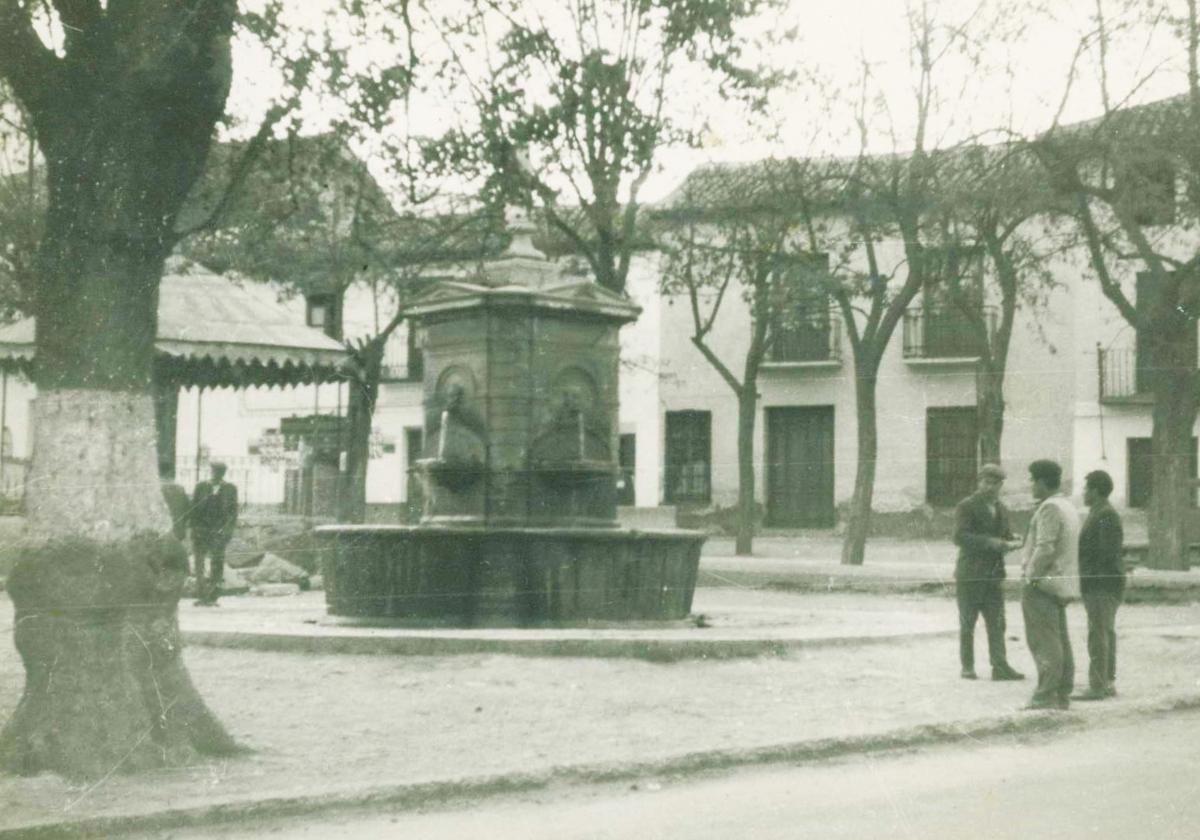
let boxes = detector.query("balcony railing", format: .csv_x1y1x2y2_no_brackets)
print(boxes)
1098,347,1152,402
380,331,423,382
903,306,997,360
768,311,842,364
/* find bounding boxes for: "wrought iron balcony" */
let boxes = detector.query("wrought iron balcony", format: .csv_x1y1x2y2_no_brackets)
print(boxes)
380,329,424,382
1098,347,1154,403
903,306,997,361
766,310,842,365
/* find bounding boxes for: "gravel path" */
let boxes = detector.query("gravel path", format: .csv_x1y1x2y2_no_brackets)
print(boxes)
1,593,1198,832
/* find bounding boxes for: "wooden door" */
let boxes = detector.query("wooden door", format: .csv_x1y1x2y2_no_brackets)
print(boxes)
766,406,835,527
926,407,978,507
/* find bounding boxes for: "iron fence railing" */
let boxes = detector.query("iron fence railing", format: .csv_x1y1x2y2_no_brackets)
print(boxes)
174,455,287,508
903,306,997,359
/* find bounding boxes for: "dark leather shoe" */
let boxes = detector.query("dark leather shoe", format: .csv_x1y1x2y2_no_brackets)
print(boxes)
961,669,978,680
1023,698,1069,711
992,667,1026,681
1071,689,1109,701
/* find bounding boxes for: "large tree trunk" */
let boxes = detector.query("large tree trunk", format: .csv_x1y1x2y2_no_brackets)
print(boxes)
1,3,238,778
841,366,879,566
734,388,757,556
1146,341,1200,571
337,340,385,523
977,360,1006,464
2,232,239,780
1,391,238,779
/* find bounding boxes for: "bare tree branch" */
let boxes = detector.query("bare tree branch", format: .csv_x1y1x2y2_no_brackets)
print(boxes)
172,103,293,241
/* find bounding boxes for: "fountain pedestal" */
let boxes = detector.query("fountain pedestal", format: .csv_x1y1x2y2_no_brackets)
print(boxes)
317,216,704,625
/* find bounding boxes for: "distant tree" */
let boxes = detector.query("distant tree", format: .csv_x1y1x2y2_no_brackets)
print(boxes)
924,144,1060,464
788,1,1010,565
1031,0,1200,570
422,0,785,294
658,162,828,556
184,130,501,522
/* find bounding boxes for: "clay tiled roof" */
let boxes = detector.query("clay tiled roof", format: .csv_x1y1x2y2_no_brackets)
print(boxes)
658,94,1196,222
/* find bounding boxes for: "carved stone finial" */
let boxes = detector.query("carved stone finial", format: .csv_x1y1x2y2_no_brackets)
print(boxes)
501,207,546,261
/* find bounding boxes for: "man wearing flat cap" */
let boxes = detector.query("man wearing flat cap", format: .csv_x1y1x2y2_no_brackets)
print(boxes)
190,461,238,606
953,463,1026,681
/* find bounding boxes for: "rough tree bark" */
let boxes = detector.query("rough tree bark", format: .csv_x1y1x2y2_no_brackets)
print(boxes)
840,365,879,566
977,361,1006,464
337,336,386,524
975,229,1018,466
1146,328,1200,571
734,387,758,556
0,0,241,780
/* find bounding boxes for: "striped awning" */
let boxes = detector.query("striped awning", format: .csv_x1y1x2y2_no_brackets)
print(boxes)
0,258,348,388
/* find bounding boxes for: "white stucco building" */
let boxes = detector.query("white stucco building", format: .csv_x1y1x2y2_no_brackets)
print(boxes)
0,118,1192,529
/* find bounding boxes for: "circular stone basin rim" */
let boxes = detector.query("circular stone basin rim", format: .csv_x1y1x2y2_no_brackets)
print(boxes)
315,524,706,541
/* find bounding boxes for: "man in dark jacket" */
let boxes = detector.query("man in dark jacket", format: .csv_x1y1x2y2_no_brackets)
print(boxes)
190,461,238,606
954,463,1025,681
1073,469,1125,701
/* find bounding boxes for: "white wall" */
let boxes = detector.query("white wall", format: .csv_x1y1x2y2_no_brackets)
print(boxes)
654,229,1078,514
618,254,666,507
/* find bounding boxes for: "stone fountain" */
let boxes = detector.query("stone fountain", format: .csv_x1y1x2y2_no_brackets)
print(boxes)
316,213,705,626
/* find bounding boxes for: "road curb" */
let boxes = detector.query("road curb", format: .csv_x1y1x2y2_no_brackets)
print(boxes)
7,691,1199,839
180,627,958,661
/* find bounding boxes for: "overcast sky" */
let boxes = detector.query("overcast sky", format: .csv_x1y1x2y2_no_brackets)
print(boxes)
222,0,1190,205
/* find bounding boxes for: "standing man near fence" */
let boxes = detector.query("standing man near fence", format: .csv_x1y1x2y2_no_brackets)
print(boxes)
953,463,1026,681
190,461,238,607
1021,459,1081,711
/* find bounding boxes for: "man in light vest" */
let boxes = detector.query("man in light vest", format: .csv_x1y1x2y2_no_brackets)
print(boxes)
1020,459,1081,711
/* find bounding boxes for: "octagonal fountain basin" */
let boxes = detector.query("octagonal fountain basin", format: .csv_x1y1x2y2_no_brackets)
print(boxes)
316,524,705,627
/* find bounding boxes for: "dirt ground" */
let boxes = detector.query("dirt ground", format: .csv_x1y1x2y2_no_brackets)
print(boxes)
1,593,1199,832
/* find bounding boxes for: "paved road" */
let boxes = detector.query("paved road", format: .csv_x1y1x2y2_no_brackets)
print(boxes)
146,711,1200,840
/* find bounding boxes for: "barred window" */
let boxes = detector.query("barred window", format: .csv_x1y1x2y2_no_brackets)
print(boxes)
665,411,711,504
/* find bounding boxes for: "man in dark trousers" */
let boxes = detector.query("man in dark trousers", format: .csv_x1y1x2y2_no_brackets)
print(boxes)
190,461,238,606
1074,469,1125,701
1021,458,1081,711
954,463,1026,681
